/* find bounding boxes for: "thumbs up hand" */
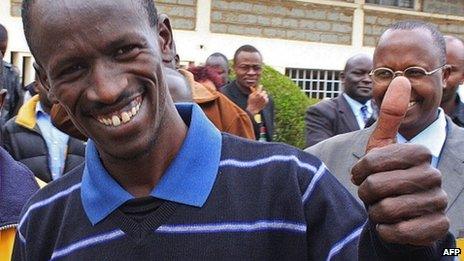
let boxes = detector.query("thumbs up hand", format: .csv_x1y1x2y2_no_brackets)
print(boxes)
351,76,449,246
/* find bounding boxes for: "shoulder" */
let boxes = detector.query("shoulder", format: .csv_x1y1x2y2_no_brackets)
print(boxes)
306,128,368,156
307,97,338,112
19,164,84,216
220,133,324,182
3,117,21,132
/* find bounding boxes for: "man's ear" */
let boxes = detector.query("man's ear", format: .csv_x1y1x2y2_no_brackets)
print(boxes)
340,71,346,84
442,65,451,88
157,14,174,63
0,89,7,109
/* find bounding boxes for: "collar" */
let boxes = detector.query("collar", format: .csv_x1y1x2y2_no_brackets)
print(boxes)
35,101,49,117
15,95,40,130
397,108,447,158
81,103,222,225
343,93,372,116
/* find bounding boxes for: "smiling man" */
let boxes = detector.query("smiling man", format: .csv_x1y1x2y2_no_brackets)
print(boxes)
307,21,464,236
305,54,376,147
13,2,455,260
221,45,274,141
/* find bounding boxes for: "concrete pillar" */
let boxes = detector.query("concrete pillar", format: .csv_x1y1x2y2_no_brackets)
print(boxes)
351,0,365,48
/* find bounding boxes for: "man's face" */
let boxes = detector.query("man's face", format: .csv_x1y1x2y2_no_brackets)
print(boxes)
443,39,464,102
342,56,373,104
31,0,169,160
0,39,6,56
206,56,228,86
373,29,446,137
233,51,262,91
0,52,5,108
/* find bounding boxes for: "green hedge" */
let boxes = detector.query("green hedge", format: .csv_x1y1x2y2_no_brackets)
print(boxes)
230,65,319,149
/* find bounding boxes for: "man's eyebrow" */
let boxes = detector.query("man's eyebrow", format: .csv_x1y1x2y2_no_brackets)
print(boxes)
102,33,147,52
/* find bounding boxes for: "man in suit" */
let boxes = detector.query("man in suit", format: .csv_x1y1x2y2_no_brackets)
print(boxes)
440,35,464,127
221,45,274,141
305,54,376,147
306,21,463,236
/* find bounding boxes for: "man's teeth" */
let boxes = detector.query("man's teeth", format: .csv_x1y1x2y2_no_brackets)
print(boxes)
408,101,417,108
97,101,141,127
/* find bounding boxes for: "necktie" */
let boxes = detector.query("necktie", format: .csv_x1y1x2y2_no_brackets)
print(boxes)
360,105,369,124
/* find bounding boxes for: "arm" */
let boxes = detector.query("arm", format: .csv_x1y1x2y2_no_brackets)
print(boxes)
305,103,336,147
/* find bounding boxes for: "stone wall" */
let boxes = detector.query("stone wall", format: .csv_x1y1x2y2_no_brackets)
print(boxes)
10,0,21,17
364,11,464,46
9,0,198,31
156,0,197,30
423,0,464,17
210,0,354,45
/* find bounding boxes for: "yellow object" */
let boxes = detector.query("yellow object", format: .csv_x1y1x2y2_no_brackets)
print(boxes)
254,114,262,124
457,237,463,261
0,228,16,261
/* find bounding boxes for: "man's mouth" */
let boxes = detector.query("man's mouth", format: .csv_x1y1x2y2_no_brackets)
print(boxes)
96,96,143,127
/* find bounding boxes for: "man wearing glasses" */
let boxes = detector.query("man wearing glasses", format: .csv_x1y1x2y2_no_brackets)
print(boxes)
221,45,274,141
306,20,464,236
440,35,464,127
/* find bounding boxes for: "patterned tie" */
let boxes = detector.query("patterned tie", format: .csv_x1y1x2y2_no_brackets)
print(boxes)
360,105,369,124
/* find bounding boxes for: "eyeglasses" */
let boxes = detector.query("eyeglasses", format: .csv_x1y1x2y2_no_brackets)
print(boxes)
369,65,447,86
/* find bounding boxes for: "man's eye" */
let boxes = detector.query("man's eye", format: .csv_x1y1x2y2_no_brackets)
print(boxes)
115,45,140,57
60,64,85,77
405,68,426,78
375,70,392,79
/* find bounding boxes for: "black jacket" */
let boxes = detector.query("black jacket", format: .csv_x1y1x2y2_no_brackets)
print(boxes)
221,80,275,141
2,96,85,182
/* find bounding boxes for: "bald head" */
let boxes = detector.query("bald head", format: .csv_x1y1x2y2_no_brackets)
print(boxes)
341,53,373,103
0,24,7,55
443,35,464,102
164,67,193,103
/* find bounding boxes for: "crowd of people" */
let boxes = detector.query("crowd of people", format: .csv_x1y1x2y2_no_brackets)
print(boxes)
0,0,463,260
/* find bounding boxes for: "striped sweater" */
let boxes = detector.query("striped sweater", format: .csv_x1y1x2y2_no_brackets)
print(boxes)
13,134,453,260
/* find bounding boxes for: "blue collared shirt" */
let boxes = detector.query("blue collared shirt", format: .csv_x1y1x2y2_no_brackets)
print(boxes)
343,93,373,129
397,109,447,168
81,103,222,225
35,102,70,180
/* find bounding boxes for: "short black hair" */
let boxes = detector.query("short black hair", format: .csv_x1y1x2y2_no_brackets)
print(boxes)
0,24,7,43
382,20,446,65
21,0,158,57
233,45,261,64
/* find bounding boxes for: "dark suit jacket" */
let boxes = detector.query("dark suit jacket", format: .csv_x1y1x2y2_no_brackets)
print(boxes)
306,117,464,235
221,80,274,141
305,94,361,147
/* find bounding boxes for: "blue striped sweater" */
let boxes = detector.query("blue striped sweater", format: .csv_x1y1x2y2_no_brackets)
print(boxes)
13,134,453,260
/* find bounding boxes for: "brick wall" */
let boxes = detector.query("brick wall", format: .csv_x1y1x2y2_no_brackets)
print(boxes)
210,0,354,45
10,0,21,17
364,11,464,46
423,0,464,17
156,0,197,30
9,0,198,31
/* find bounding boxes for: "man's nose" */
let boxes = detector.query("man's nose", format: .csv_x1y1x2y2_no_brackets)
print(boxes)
362,73,373,84
86,62,127,104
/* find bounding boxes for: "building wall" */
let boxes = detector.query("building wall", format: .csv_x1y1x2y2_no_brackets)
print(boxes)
157,0,197,30
210,0,353,45
364,10,464,46
423,0,464,17
2,0,464,88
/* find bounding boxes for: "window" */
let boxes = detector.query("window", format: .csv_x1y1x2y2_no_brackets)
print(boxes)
285,68,342,100
366,0,414,9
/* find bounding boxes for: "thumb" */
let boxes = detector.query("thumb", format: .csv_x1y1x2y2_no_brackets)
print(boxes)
366,76,411,153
